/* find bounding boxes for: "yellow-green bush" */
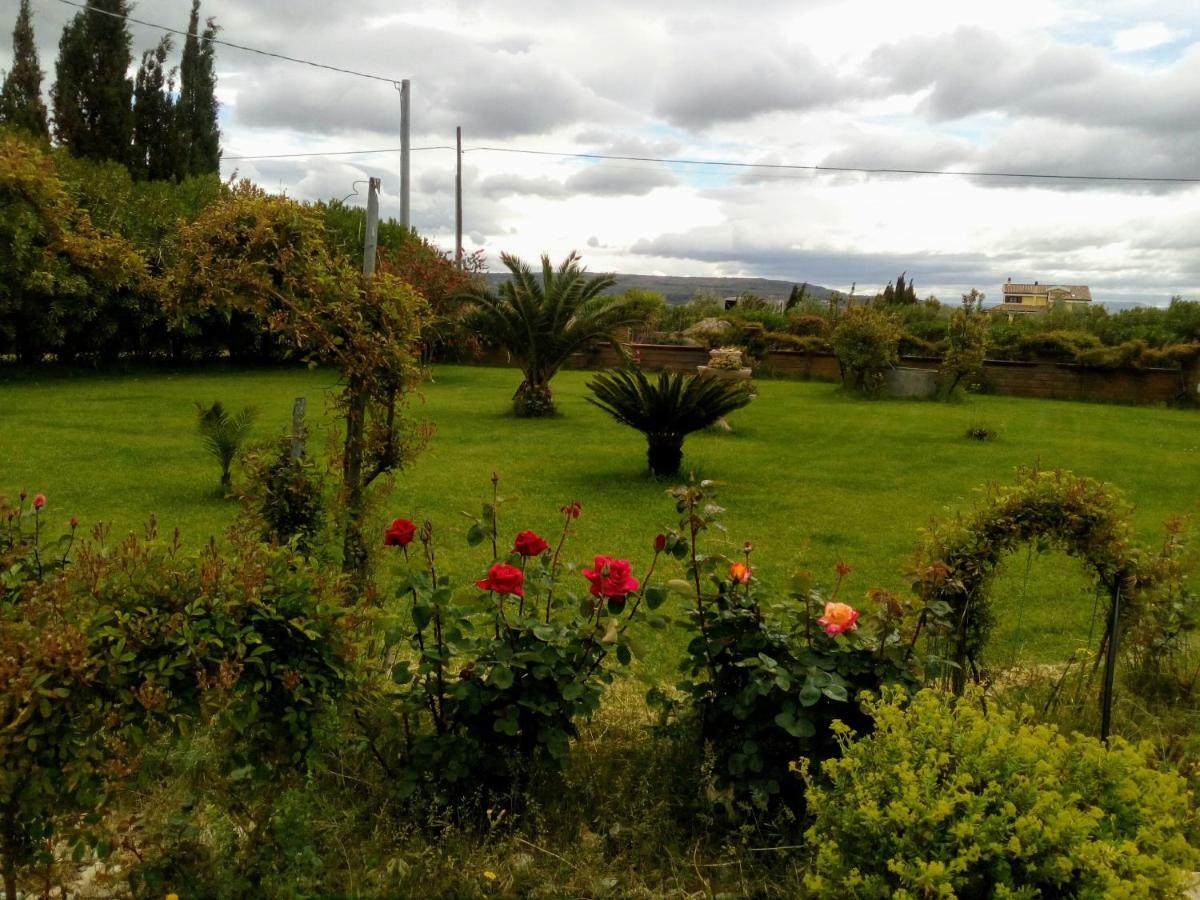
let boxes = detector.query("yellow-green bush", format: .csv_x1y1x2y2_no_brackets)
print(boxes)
803,689,1199,899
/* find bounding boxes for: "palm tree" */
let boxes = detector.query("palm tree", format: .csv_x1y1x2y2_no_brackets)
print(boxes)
586,368,754,477
195,401,257,490
461,252,652,416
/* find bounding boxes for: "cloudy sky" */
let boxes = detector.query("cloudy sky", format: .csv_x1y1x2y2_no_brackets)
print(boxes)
6,0,1200,304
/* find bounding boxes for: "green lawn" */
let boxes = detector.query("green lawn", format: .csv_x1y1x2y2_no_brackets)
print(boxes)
2,363,1197,669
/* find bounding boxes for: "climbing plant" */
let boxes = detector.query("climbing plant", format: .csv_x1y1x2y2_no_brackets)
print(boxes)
911,467,1172,692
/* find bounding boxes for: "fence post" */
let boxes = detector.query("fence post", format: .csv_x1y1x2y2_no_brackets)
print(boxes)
291,397,307,460
1099,581,1121,742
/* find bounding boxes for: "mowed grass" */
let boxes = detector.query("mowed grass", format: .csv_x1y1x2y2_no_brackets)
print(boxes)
2,363,1198,671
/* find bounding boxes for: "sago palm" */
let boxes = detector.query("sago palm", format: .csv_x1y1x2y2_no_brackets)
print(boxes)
461,252,651,416
587,368,754,476
195,400,257,489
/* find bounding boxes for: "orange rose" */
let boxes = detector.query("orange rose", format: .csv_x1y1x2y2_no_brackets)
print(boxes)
730,562,751,584
817,602,859,636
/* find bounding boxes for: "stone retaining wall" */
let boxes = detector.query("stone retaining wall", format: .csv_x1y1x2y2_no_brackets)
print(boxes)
473,344,1193,407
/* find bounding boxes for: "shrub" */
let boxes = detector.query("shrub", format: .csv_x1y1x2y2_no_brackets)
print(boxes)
657,480,921,809
238,438,328,554
0,519,351,897
586,368,754,477
831,307,902,395
785,313,828,337
803,689,1200,899
369,480,666,806
1016,329,1103,361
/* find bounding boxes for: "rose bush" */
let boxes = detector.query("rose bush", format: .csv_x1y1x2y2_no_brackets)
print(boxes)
363,479,669,806
652,479,927,810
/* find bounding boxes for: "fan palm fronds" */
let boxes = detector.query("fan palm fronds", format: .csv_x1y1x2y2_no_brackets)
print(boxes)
586,368,753,476
195,400,257,489
460,252,653,416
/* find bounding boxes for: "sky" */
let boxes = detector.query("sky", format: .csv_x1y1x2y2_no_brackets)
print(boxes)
5,0,1200,305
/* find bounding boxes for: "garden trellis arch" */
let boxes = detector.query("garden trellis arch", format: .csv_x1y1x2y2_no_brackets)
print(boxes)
912,468,1157,729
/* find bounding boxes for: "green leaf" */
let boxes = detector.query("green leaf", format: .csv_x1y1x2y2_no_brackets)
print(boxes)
412,604,433,631
645,585,667,611
466,523,487,547
490,664,514,690
391,662,413,685
616,644,632,666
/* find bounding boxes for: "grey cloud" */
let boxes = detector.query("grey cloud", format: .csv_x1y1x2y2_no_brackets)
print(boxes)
870,27,1200,134
653,43,870,129
478,163,676,199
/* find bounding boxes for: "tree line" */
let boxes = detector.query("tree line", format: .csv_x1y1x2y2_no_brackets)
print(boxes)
0,0,220,181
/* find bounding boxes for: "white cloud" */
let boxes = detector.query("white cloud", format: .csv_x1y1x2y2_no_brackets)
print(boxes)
1112,22,1180,52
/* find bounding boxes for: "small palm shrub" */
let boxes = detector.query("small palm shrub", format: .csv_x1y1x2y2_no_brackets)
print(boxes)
803,689,1200,898
586,368,753,477
460,252,652,417
195,400,257,489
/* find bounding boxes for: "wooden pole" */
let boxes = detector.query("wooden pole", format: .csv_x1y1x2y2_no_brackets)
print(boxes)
400,79,411,230
455,125,463,270
363,177,381,276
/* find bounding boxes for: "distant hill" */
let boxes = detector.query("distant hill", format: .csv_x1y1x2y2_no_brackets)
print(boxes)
483,272,835,306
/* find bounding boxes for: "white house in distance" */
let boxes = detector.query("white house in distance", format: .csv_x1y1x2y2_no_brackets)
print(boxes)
993,278,1093,317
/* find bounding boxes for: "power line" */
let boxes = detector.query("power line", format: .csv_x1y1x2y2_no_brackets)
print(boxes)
465,145,1200,185
219,141,1200,185
49,0,405,86
224,146,453,161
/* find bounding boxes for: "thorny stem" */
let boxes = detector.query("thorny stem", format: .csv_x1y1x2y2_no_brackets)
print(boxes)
686,491,716,681
489,471,499,561
544,506,575,623
32,507,42,580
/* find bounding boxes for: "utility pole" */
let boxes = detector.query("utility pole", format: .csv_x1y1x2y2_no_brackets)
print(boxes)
363,177,381,276
455,125,464,269
400,79,411,230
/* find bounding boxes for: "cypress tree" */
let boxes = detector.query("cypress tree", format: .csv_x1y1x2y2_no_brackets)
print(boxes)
51,0,134,166
894,272,906,306
0,0,50,140
177,0,220,177
133,35,182,181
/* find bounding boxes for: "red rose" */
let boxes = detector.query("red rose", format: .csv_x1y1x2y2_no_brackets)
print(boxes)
33,494,46,510
582,555,640,600
560,500,582,519
513,530,550,557
69,516,79,529
476,563,525,597
384,518,417,547
654,534,667,552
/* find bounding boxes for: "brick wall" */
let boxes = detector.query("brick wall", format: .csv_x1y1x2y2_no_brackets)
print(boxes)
469,344,1191,407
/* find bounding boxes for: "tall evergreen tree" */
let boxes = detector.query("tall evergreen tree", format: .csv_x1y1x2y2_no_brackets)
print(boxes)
133,35,182,181
0,0,49,139
177,0,220,177
894,272,907,306
51,0,134,166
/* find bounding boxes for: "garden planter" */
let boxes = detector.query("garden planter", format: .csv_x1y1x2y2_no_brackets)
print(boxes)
884,366,939,400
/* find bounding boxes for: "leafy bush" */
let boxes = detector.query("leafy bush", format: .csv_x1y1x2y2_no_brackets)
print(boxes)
239,438,328,554
803,689,1200,899
784,314,829,337
0,514,351,896
1016,329,1104,361
586,368,754,477
831,306,902,395
657,480,922,809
